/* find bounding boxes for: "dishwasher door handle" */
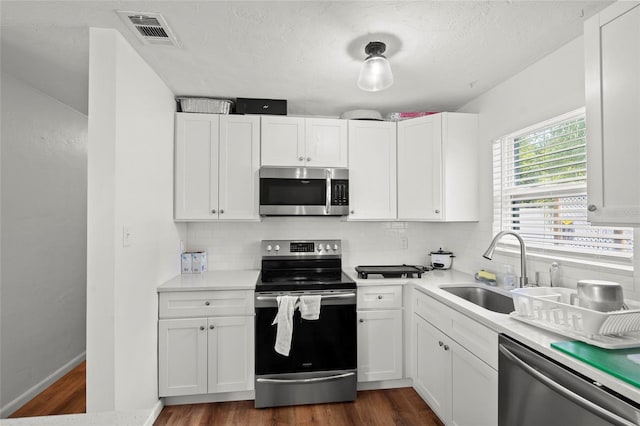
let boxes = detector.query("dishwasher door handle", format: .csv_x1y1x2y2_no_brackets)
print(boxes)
499,344,636,426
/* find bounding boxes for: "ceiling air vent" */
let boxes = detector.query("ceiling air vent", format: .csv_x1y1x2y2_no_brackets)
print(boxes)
116,11,181,47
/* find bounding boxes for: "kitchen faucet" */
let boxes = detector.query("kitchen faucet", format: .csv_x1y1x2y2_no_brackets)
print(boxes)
482,231,529,288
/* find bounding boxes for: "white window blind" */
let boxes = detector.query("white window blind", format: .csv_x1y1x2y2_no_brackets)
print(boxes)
493,109,633,264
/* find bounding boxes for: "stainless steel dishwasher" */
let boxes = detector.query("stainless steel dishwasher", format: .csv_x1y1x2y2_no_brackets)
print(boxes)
498,335,640,426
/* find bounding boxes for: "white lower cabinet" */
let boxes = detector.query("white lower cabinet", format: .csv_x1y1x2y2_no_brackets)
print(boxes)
357,285,403,382
413,290,498,426
158,291,254,397
357,309,403,382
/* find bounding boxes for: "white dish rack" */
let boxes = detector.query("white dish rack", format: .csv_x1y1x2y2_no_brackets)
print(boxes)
510,287,640,349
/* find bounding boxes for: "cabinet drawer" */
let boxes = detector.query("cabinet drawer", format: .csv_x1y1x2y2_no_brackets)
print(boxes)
358,285,403,309
414,290,451,334
159,290,254,319
449,309,498,369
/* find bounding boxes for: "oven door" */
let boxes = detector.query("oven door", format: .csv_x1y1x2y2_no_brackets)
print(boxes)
255,290,356,375
254,290,357,407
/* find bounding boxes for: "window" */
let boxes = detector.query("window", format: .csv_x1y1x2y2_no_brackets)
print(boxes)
492,108,633,267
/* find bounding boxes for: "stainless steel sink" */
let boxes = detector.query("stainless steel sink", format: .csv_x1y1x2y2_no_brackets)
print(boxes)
440,286,514,314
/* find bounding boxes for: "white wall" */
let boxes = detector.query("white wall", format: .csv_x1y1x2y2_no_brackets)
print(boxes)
449,35,639,300
86,28,186,412
0,72,87,416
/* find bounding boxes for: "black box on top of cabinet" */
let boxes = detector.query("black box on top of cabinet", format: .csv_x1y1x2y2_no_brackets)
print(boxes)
235,98,287,115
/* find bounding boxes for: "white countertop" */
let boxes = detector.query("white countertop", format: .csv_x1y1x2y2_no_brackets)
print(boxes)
157,269,260,292
345,267,640,404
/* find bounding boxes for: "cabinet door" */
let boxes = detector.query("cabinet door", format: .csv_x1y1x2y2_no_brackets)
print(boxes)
305,118,348,167
174,113,219,220
218,115,260,220
357,309,403,382
414,315,451,424
348,121,397,220
585,3,640,225
207,316,255,393
260,116,305,166
397,115,443,220
158,318,208,397
451,340,498,426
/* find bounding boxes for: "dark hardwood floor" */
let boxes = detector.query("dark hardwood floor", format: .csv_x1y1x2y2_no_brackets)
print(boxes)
7,363,443,426
8,361,86,418
154,388,444,426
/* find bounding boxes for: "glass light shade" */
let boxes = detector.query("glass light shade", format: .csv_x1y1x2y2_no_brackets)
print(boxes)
357,55,394,92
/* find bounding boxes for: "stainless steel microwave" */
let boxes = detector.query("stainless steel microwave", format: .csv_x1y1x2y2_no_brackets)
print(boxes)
259,167,349,216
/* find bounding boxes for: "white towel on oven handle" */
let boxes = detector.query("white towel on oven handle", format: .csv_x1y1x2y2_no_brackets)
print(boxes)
271,295,299,356
299,295,322,320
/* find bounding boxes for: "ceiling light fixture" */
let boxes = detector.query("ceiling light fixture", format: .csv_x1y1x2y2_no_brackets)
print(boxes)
357,41,394,92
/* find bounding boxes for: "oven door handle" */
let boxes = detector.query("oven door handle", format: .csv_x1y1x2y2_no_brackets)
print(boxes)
256,292,356,301
325,169,332,215
257,372,355,384
499,344,636,426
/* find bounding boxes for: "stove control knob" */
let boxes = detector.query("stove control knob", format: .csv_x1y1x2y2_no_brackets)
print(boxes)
333,244,339,251
317,245,323,252
266,245,272,252
274,245,280,252
325,244,331,251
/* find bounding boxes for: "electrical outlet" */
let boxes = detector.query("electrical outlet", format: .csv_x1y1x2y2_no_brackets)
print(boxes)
401,237,408,249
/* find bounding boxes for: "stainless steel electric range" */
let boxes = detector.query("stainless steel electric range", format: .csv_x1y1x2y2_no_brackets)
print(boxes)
254,239,357,408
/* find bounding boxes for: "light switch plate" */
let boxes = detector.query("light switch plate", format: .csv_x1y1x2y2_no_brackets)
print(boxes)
123,225,132,247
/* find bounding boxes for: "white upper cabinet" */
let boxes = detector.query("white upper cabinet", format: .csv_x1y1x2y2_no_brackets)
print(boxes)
218,115,261,220
261,116,347,167
348,120,397,220
305,118,348,167
260,116,305,167
175,113,260,221
397,113,479,222
585,2,640,226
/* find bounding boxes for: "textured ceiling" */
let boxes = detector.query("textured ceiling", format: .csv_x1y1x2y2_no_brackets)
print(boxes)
0,1,611,116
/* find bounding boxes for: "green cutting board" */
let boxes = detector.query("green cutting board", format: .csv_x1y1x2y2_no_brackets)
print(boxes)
551,341,640,388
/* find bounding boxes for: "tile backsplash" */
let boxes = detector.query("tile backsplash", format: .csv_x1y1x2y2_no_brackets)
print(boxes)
186,219,639,301
186,218,441,271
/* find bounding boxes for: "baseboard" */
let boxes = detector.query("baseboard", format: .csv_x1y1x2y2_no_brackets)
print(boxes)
357,378,413,391
0,351,86,418
143,400,164,426
163,390,255,406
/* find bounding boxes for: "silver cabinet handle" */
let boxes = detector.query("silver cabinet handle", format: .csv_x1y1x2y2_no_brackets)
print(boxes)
377,295,383,300
199,326,205,331
435,209,440,214
499,344,636,426
438,341,444,347
588,204,597,212
220,209,224,214
257,372,355,384
211,209,216,214
306,157,311,162
359,318,364,323
350,210,355,214
443,345,450,351
298,156,304,161
209,325,214,330
205,301,210,306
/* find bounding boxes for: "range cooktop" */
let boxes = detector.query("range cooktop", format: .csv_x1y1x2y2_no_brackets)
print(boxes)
355,264,430,279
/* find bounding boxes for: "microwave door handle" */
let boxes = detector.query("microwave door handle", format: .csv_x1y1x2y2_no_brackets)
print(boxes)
325,169,331,215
